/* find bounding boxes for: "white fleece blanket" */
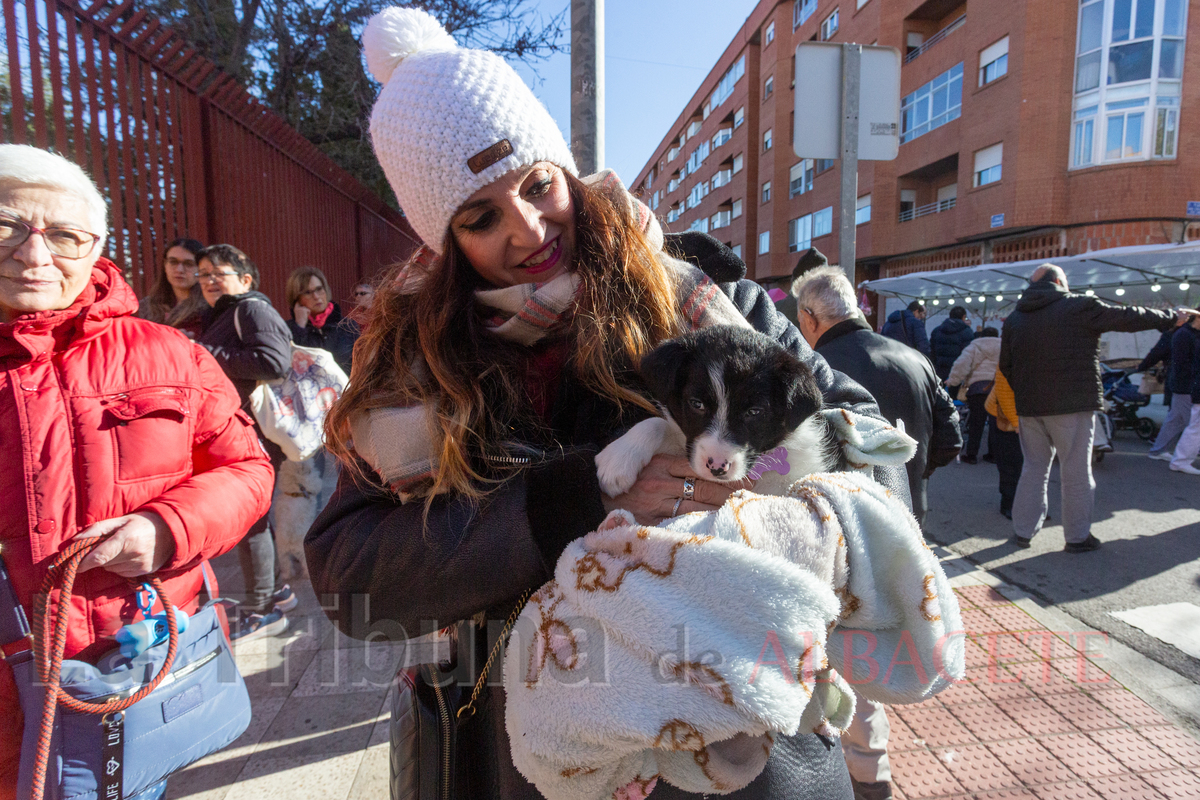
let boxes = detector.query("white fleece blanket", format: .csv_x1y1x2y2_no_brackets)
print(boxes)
504,471,964,800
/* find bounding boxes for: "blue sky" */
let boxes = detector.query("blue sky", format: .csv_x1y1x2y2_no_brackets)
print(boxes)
512,0,761,185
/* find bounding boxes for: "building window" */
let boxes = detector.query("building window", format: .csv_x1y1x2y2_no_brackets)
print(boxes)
712,127,733,149
790,159,815,196
687,120,703,138
686,141,711,174
856,194,872,225
689,218,709,234
901,63,963,144
857,0,869,7
937,183,958,210
762,181,772,203
759,230,771,254
813,206,834,238
650,190,660,210
688,180,710,209
974,143,1003,186
734,106,746,128
668,173,680,192
709,54,747,111
732,244,743,259
667,146,679,162
732,198,743,218
815,158,835,172
794,0,818,28
979,36,1009,86
764,128,774,151
821,8,840,40
733,153,744,173
788,215,812,252
899,189,916,218
711,208,732,229
1072,0,1186,167
765,75,775,97
711,167,733,189
646,167,654,187
766,21,776,43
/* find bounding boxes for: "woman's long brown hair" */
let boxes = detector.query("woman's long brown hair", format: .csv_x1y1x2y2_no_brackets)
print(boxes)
325,172,683,504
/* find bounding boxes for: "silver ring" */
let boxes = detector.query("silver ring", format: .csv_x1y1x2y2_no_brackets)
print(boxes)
671,497,684,516
682,477,696,501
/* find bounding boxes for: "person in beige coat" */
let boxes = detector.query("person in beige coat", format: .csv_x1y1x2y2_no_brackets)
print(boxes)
948,327,1001,463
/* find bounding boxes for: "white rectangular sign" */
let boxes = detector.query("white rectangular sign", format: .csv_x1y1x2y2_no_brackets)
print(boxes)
793,42,901,162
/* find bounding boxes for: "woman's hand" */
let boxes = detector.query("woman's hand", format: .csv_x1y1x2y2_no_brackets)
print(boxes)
293,302,310,328
75,512,176,577
600,454,753,526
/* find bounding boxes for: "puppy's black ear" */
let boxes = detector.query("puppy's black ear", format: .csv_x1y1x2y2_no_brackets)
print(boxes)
639,338,692,407
772,349,824,429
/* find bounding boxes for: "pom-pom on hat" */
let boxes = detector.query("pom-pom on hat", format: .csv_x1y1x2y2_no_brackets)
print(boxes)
364,6,577,254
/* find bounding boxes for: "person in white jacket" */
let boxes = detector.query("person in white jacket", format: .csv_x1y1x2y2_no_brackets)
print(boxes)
948,328,1001,463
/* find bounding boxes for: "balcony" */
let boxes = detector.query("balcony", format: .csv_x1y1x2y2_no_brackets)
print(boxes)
905,15,965,64
899,197,956,223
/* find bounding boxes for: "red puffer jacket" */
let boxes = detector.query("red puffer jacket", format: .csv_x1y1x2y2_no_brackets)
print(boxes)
0,259,274,796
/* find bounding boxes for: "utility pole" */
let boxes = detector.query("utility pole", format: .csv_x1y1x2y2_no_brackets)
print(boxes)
838,43,861,286
570,0,604,175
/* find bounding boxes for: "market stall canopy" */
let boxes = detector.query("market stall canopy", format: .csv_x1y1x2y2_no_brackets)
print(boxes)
860,242,1200,313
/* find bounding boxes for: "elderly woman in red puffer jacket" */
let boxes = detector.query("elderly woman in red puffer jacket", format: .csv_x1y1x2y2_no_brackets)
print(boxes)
0,144,274,799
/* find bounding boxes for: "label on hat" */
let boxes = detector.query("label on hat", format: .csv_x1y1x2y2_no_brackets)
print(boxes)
468,139,514,174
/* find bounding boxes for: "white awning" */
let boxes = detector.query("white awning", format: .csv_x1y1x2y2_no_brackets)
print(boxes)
861,241,1200,313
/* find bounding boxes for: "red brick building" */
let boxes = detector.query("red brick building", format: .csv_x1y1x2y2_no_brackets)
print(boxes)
631,0,1200,298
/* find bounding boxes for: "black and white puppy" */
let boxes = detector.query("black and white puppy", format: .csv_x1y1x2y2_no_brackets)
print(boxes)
596,325,836,498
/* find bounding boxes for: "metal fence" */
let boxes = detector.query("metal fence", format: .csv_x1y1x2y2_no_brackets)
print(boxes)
1,0,420,308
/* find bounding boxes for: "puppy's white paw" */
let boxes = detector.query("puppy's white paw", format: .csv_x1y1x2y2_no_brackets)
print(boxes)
598,509,637,531
595,417,667,497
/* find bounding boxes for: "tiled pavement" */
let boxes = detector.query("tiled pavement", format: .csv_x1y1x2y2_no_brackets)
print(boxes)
166,551,1200,799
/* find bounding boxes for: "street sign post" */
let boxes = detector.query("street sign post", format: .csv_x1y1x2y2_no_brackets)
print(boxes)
794,42,900,286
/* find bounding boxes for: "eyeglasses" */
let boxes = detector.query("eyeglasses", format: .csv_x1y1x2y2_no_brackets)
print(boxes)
300,286,327,297
165,257,197,269
194,270,241,282
353,289,373,297
0,218,101,260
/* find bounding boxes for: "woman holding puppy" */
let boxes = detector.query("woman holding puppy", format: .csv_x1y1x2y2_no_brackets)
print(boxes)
307,8,912,799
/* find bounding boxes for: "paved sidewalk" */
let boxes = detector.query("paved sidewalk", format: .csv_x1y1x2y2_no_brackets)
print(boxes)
166,550,1200,800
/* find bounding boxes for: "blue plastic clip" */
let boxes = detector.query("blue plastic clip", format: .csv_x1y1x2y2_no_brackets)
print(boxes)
115,583,188,659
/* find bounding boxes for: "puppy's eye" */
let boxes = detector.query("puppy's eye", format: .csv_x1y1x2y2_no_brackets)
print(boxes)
688,398,706,412
744,407,763,419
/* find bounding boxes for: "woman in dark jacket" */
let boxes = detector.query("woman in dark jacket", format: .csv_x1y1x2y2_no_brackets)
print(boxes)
285,265,359,374
136,236,208,339
195,244,294,639
307,9,909,799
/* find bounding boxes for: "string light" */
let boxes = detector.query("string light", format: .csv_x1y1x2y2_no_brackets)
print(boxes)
947,298,955,305
932,298,941,305
1085,289,1095,296
979,295,986,303
1115,283,1125,296
965,296,973,303
1151,282,1162,292
1181,279,1191,291
995,294,1003,301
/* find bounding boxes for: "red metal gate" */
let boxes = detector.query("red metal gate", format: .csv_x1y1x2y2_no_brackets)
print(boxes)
1,0,420,308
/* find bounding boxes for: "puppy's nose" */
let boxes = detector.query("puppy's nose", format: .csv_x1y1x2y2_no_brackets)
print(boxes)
707,457,729,478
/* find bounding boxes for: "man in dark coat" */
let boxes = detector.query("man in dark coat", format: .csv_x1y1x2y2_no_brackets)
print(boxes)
999,264,1187,552
793,264,960,800
881,300,931,358
930,306,975,381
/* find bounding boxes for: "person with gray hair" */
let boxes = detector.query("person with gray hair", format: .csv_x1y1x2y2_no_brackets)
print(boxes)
999,263,1194,551
794,265,960,800
0,144,273,797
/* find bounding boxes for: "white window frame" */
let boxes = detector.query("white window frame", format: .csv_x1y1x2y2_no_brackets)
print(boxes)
731,244,743,259
979,36,1009,86
901,63,964,143
766,21,776,43
820,8,839,40
856,0,869,8
758,230,771,255
1071,0,1186,168
765,75,775,97
794,0,818,28
788,214,812,252
734,106,746,128
855,194,872,225
732,198,743,219
973,143,1003,187
790,159,815,196
733,153,744,174
762,181,772,203
764,128,774,151
813,206,834,238
709,54,747,112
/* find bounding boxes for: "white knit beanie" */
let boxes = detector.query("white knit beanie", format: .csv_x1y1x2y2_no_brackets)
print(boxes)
363,7,578,254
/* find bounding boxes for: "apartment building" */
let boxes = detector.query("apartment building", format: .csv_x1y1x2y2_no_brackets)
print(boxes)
631,0,1199,301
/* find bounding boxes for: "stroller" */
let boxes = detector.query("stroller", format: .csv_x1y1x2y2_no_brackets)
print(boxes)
1102,365,1159,442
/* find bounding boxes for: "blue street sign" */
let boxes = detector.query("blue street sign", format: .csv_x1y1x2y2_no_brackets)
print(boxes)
1187,201,1200,217
990,213,1005,228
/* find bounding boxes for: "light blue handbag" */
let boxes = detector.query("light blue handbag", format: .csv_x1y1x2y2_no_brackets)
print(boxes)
2,544,251,800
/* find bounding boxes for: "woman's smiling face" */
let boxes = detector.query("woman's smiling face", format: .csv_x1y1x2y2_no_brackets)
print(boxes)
449,162,575,288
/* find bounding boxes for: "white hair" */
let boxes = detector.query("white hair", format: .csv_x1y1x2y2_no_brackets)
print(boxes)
792,264,863,324
0,144,107,236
